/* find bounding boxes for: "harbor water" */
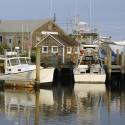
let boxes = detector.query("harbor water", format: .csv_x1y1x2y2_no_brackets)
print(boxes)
0,73,125,125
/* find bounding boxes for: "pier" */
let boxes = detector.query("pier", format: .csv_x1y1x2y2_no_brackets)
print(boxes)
105,49,125,81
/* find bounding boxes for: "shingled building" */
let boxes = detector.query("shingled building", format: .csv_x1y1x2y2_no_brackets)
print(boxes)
0,19,79,64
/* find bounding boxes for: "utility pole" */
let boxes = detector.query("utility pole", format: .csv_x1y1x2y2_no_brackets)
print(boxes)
22,24,23,54
67,18,68,34
50,0,52,19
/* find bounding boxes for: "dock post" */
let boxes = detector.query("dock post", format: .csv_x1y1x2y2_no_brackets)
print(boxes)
108,51,112,81
106,49,109,59
104,57,107,66
121,52,124,74
36,48,40,89
117,49,119,65
58,57,61,87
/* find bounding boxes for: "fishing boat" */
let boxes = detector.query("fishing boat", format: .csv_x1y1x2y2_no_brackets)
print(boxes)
73,44,106,83
0,52,55,87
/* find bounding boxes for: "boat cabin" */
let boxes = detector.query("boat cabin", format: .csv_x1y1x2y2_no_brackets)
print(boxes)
0,57,32,74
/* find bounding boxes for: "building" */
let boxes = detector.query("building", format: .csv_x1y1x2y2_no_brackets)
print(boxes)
0,19,79,65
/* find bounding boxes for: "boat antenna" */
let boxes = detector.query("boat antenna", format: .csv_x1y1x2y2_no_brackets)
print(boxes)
89,0,92,32
89,0,92,44
75,0,78,23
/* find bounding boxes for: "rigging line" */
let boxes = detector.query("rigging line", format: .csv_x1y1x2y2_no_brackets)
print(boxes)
97,26,125,30
75,0,78,24
66,7,73,32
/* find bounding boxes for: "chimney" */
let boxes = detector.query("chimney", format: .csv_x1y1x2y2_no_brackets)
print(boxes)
54,13,56,22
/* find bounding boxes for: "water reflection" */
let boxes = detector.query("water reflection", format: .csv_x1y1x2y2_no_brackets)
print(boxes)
74,84,105,125
0,81,125,125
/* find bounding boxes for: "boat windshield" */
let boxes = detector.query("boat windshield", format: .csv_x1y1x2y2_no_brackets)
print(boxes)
10,59,19,66
20,58,27,64
26,58,31,64
82,56,99,66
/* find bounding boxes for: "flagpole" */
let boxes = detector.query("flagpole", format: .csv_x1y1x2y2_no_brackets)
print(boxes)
27,24,30,58
29,47,30,58
22,24,23,54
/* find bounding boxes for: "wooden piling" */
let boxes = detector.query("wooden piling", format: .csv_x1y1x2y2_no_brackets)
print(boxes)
58,57,61,86
108,51,112,80
106,49,109,59
36,48,40,89
121,52,124,74
116,49,119,65
104,57,107,66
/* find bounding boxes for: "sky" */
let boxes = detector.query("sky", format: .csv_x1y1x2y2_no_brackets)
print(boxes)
0,0,125,41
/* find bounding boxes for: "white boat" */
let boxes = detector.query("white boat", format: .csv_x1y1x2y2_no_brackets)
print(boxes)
73,45,106,83
0,53,55,86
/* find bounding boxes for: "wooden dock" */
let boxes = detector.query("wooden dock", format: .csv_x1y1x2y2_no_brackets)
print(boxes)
104,49,125,80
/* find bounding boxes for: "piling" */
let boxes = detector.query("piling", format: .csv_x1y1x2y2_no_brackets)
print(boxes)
36,48,40,89
108,51,112,80
104,57,107,66
121,52,124,74
106,49,109,59
116,49,119,65
57,57,61,87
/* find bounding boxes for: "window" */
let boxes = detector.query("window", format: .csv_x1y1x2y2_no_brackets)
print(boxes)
42,46,48,53
9,39,11,43
17,37,21,45
0,36,2,43
7,60,10,66
10,59,19,66
52,46,58,53
67,47,72,54
74,47,78,53
20,58,27,64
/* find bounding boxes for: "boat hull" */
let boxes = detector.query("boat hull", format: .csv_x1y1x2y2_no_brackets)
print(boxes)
74,73,106,83
0,67,55,86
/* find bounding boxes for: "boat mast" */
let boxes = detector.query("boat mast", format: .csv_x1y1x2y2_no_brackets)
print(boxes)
89,0,92,44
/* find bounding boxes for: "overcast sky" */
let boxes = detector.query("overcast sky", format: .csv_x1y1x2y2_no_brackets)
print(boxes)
0,0,125,41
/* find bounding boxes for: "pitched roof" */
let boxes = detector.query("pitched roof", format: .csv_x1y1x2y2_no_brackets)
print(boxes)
35,34,79,47
52,35,78,46
0,19,50,32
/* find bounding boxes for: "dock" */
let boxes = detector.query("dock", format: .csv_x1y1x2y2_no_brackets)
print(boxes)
104,49,125,81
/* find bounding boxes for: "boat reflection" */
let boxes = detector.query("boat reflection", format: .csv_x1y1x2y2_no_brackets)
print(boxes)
74,83,106,125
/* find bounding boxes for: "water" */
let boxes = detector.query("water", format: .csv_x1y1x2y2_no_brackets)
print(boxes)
0,74,125,125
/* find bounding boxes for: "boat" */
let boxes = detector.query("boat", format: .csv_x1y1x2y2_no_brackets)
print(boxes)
73,44,106,83
0,52,55,87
